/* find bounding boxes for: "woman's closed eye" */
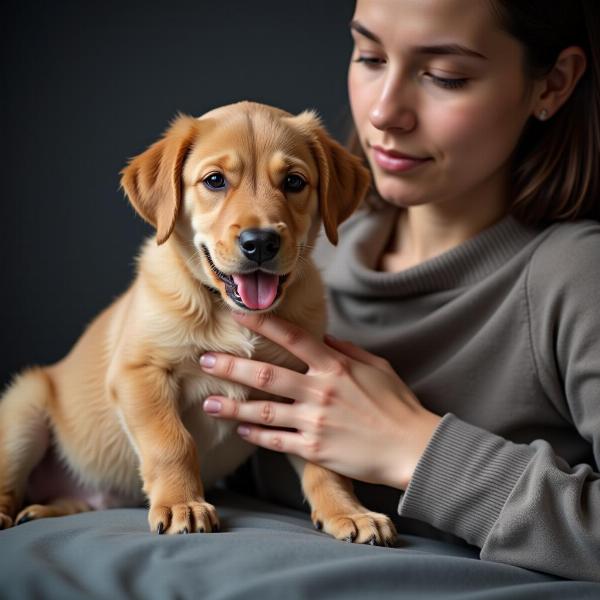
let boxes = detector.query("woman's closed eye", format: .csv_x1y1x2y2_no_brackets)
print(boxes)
353,55,385,66
424,73,469,90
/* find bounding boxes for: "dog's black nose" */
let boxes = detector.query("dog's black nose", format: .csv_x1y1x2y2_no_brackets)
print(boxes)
239,229,281,264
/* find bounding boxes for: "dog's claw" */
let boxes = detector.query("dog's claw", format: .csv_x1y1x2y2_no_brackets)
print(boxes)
314,520,323,531
16,513,32,526
367,535,377,546
179,527,189,535
156,522,165,535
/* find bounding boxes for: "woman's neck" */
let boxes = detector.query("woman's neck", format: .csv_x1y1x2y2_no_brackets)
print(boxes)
379,189,508,273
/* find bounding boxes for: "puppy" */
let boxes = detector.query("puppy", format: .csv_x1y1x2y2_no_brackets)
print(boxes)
0,101,397,545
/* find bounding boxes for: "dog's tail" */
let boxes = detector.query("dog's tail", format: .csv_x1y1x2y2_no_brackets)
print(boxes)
0,367,53,521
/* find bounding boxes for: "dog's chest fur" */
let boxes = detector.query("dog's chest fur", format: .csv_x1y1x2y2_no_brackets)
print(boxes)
173,324,307,488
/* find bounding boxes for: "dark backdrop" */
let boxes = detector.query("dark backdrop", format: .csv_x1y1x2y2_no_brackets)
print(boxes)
0,0,355,387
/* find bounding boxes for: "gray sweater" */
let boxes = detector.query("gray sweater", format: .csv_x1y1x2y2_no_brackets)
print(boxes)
313,204,600,582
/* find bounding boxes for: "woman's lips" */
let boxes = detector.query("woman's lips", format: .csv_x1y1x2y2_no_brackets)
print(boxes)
371,146,432,172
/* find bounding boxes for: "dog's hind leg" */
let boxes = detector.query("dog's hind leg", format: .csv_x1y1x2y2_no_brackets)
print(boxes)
0,367,53,529
14,497,91,526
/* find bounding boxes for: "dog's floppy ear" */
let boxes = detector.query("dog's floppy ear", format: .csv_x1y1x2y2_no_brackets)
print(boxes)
288,110,371,245
120,114,200,245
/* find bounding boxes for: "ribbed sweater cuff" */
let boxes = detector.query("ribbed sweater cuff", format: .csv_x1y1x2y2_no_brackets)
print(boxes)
397,413,535,548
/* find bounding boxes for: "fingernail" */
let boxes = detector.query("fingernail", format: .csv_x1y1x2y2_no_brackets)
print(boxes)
237,425,250,437
203,398,222,414
200,353,216,368
232,311,247,319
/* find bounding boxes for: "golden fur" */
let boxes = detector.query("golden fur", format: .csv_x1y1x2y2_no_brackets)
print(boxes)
0,101,396,544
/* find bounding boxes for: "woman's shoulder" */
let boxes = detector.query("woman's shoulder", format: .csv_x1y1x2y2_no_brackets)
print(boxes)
532,218,600,262
527,218,600,293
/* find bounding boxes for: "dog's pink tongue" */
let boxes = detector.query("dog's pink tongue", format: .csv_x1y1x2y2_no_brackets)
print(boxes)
232,272,279,310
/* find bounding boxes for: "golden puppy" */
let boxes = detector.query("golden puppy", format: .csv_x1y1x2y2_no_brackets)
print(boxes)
0,101,396,545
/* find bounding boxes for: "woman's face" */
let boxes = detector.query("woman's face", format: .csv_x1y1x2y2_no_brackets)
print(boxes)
348,0,541,213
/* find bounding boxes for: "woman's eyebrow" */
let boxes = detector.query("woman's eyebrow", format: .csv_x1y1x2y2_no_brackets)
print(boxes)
350,20,382,44
416,44,488,60
349,20,488,60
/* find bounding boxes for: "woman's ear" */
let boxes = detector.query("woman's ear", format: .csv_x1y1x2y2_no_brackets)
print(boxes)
288,110,372,245
120,114,200,245
533,46,587,119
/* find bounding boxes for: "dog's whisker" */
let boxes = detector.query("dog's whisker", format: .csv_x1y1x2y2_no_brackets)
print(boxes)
184,248,205,271
294,256,311,283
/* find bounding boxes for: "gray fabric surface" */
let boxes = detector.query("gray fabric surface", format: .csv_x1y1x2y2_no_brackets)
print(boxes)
1,490,598,600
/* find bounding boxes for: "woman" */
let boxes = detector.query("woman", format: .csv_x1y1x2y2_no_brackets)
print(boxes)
199,0,600,581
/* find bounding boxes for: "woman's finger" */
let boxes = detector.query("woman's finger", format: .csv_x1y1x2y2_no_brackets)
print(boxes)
235,423,307,456
203,395,298,429
199,352,310,400
324,335,396,374
232,312,339,372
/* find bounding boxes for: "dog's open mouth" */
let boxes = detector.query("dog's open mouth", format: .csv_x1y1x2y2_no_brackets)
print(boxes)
202,246,289,311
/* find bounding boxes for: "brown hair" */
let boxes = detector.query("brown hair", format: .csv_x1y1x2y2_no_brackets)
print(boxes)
346,1,600,224
492,0,600,224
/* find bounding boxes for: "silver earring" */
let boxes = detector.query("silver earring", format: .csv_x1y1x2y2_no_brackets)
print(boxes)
538,108,549,121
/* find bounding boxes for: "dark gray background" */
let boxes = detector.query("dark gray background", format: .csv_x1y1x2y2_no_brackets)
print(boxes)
0,0,356,387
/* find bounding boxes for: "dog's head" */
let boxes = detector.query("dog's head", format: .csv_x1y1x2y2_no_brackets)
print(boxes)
120,101,370,312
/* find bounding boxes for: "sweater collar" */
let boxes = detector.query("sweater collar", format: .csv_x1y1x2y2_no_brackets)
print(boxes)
322,204,542,298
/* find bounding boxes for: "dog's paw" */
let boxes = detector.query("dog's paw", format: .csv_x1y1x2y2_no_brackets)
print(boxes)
149,499,220,535
14,504,49,526
312,509,398,547
0,512,14,530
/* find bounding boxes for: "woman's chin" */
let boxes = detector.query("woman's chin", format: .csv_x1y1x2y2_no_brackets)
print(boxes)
372,184,429,209
371,174,427,206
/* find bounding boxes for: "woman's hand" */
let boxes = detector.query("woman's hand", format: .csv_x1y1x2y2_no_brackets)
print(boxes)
199,312,441,490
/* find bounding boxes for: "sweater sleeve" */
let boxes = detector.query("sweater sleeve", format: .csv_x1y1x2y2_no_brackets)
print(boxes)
397,222,600,582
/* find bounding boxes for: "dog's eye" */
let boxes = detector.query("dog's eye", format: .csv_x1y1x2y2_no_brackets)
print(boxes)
284,174,307,193
203,173,227,190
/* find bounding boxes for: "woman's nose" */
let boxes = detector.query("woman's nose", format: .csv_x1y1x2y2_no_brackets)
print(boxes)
369,74,417,133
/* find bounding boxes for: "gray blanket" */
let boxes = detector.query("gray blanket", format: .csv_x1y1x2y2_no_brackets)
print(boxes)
0,490,598,599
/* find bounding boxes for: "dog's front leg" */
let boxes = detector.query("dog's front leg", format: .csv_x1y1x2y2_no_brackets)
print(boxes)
111,364,219,534
291,457,397,546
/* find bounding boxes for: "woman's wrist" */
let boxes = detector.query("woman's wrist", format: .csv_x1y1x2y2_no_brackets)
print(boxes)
389,409,442,490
